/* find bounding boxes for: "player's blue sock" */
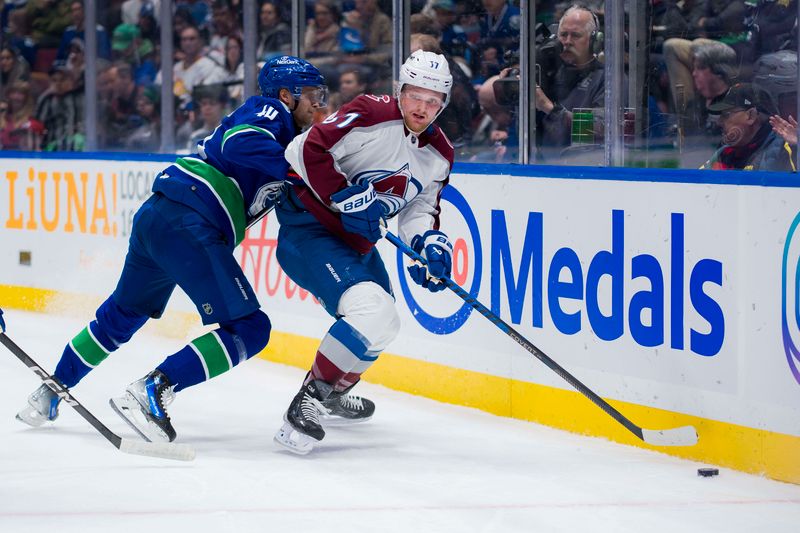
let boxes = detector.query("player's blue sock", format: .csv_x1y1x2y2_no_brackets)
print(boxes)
157,310,271,392
53,296,147,388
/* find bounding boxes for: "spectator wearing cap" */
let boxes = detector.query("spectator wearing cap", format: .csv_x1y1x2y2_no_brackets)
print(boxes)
35,61,84,151
56,1,111,61
339,0,393,89
112,23,157,85
701,83,795,171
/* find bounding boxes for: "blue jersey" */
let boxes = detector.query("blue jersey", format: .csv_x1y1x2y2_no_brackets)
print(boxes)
152,95,297,247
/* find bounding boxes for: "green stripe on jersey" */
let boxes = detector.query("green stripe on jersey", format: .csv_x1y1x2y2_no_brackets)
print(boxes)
175,157,246,245
70,326,110,367
191,332,232,379
222,124,275,152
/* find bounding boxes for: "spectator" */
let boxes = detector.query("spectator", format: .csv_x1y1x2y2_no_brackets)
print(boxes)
0,46,30,101
533,5,609,154
222,33,244,104
157,25,226,103
56,1,112,61
701,83,795,171
754,50,798,121
25,0,72,49
304,0,341,59
339,0,393,88
64,38,86,94
124,84,160,152
137,1,160,43
745,0,798,58
257,0,290,61
111,23,158,86
121,0,161,26
36,61,84,151
208,0,241,67
186,83,228,150
683,40,738,138
4,9,37,68
0,81,45,150
663,1,747,116
338,68,367,104
475,0,520,81
104,61,139,149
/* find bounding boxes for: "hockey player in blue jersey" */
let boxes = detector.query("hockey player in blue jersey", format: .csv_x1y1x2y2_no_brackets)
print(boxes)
15,56,328,443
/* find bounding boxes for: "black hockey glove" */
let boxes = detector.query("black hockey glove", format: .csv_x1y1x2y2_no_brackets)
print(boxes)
331,182,388,243
408,230,453,292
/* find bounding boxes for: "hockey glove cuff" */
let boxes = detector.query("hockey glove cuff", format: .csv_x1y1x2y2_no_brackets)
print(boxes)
408,230,453,292
331,182,387,243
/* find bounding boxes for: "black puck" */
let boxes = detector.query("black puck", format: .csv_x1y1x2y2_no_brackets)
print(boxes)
697,467,719,477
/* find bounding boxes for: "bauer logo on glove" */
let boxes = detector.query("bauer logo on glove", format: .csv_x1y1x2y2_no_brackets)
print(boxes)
408,230,453,293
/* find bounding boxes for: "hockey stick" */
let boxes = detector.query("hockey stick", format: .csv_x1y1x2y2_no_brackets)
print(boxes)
0,332,196,461
384,230,698,447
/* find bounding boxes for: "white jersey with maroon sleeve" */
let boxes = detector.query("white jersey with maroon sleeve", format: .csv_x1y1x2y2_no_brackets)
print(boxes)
284,94,454,253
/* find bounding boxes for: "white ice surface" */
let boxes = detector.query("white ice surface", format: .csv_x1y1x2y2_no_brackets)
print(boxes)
1,309,798,533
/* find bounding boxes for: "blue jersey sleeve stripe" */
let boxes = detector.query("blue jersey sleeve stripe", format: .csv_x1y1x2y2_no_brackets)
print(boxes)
221,124,276,152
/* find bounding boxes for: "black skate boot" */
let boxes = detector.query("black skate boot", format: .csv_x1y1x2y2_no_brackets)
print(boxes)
16,383,62,427
320,382,375,426
273,378,333,455
109,370,177,442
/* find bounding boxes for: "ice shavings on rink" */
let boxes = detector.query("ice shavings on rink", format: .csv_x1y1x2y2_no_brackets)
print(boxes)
1,309,799,533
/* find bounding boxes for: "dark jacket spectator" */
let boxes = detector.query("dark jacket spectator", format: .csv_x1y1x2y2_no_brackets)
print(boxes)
36,62,85,151
702,83,795,171
257,0,291,60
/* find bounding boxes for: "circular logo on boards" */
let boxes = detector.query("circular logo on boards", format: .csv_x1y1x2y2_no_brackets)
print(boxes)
396,185,482,335
781,211,800,386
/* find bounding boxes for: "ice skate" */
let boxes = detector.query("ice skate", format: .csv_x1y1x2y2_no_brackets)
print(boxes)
16,383,61,427
109,370,177,443
319,385,375,426
273,379,332,455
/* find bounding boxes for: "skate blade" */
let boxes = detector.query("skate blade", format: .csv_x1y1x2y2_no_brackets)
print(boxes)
273,421,318,455
319,414,372,427
109,393,169,443
15,408,48,428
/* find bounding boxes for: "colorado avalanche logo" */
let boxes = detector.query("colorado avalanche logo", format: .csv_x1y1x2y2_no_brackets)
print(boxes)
352,163,423,216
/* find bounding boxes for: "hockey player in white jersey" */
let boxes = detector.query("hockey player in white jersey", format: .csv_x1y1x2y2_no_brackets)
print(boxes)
273,50,456,454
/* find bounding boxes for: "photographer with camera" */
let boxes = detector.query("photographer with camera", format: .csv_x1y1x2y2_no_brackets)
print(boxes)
534,5,607,157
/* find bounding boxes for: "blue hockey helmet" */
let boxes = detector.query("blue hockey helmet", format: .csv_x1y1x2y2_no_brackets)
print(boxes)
258,55,328,106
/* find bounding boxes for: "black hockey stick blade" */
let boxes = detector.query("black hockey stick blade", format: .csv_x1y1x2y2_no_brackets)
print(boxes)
383,229,698,447
1,332,195,461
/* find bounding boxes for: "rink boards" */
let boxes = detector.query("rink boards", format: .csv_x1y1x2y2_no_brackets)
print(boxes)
1,154,798,484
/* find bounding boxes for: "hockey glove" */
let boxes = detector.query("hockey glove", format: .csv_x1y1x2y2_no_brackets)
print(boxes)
331,182,387,243
408,230,453,293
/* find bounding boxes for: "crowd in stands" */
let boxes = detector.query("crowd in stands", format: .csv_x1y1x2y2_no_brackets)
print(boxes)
0,0,797,170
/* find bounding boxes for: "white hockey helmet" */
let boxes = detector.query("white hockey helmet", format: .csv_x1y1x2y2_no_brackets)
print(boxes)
397,50,453,109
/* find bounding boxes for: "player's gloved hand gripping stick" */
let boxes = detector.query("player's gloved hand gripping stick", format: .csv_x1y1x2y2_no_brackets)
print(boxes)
382,230,698,447
332,182,388,243
0,308,195,461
